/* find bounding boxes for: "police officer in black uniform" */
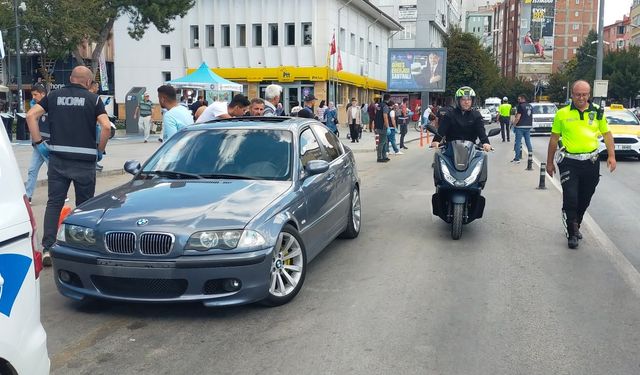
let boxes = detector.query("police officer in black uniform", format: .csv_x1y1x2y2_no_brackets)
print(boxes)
27,66,111,265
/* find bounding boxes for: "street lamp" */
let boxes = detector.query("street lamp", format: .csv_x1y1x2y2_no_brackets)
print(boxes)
14,0,26,113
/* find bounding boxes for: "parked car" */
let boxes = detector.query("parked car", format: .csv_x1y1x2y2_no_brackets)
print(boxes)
597,104,640,159
51,117,362,307
0,124,49,374
530,102,558,134
479,108,492,124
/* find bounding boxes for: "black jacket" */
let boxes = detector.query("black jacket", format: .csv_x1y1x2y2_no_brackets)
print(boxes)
433,107,489,145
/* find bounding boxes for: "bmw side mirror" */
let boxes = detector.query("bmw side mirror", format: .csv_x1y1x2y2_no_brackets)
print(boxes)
305,160,329,176
487,128,501,137
124,160,141,175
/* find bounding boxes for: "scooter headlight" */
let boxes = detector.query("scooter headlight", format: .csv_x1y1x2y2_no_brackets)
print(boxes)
464,160,484,186
439,159,458,186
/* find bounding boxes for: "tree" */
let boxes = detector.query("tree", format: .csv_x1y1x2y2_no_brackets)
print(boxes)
603,46,640,107
443,26,501,101
76,0,196,75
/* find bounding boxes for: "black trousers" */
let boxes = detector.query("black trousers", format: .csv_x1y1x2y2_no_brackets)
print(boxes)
558,158,600,227
500,117,510,141
349,121,360,141
399,120,408,147
42,155,96,250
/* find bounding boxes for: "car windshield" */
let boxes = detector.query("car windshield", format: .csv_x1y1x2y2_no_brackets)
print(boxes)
142,129,293,181
531,105,557,115
605,110,640,125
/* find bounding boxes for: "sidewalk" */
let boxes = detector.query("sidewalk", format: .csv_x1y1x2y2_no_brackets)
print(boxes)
11,123,427,185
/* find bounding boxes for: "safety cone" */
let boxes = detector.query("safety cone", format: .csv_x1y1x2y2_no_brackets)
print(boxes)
58,205,72,229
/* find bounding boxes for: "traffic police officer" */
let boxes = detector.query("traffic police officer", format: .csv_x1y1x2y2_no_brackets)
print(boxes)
545,80,616,249
26,66,111,265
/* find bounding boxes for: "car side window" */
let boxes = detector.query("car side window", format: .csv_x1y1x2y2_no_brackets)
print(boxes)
299,128,324,167
311,124,342,161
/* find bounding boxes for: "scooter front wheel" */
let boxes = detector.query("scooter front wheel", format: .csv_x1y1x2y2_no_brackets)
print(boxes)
451,203,464,240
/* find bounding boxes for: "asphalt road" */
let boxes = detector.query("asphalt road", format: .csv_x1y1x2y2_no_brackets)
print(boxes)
528,135,640,269
32,142,640,375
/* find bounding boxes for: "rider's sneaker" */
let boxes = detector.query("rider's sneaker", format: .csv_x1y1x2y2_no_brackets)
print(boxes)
510,159,520,164
396,151,404,155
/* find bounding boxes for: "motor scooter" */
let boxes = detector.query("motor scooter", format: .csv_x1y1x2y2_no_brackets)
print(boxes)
429,125,500,239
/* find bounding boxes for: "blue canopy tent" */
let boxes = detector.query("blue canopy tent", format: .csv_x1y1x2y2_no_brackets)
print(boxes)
166,62,242,92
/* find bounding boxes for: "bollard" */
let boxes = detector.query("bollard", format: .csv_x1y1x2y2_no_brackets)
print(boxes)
526,152,533,170
537,162,547,189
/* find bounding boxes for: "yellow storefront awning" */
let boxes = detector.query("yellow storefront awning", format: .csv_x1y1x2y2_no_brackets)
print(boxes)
186,66,387,91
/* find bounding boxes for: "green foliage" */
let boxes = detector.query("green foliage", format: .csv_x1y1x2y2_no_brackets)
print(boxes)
603,46,640,107
443,26,501,101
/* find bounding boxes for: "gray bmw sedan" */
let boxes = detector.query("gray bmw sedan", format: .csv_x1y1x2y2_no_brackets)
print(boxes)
51,117,361,307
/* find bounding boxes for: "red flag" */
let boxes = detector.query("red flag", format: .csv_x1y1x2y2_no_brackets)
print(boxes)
336,50,343,72
330,33,336,55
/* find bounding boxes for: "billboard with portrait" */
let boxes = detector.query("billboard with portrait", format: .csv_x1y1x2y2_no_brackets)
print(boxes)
519,0,555,67
387,48,447,92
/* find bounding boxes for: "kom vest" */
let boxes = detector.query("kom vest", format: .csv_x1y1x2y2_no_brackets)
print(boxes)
40,83,106,161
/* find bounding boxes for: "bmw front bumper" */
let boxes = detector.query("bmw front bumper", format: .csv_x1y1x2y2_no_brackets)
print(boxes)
51,244,274,307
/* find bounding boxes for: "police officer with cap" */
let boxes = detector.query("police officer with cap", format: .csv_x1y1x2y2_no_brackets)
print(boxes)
546,79,616,249
26,66,111,265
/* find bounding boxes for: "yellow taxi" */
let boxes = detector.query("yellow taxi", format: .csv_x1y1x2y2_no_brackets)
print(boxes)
597,104,640,158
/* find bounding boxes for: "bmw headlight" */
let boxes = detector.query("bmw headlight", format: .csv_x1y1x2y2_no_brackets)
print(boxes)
186,230,266,251
56,224,96,246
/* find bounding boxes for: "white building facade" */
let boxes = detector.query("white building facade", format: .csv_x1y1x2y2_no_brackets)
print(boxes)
114,0,401,115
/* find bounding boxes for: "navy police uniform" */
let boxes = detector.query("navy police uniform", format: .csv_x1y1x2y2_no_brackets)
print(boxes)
38,83,107,250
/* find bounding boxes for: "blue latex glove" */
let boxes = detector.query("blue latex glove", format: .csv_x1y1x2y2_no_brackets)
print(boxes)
36,141,50,160
97,150,103,162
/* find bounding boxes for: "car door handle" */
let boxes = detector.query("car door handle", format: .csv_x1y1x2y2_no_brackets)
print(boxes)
327,173,335,181
342,163,350,169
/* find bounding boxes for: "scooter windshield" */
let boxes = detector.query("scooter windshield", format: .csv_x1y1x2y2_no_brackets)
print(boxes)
449,140,475,171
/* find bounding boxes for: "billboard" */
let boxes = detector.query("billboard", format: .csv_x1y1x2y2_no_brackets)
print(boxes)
387,48,447,92
519,0,555,66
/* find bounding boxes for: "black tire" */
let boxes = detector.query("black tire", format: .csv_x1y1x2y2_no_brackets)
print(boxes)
451,203,464,240
339,187,361,239
261,225,307,307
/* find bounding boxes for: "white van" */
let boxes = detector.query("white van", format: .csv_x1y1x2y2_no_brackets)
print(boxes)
484,97,502,122
0,124,50,374
530,102,558,134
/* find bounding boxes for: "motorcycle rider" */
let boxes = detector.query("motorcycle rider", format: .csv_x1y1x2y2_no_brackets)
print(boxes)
430,86,492,152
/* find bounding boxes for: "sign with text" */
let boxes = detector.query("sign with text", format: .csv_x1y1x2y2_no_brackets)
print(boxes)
387,48,447,92
593,80,609,98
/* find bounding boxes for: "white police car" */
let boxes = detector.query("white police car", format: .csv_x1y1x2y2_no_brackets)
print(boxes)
0,124,49,374
597,105,640,159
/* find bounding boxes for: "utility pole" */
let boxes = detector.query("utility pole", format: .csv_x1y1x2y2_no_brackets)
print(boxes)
14,0,24,113
595,0,604,81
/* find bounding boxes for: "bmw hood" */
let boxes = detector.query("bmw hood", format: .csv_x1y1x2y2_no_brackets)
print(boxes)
69,179,291,230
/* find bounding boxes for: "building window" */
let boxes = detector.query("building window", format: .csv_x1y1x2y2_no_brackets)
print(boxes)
206,25,214,47
161,45,171,60
269,23,278,46
573,36,578,42
576,0,579,3
375,45,380,63
573,24,580,30
253,24,262,46
573,48,578,54
617,26,625,34
286,23,295,46
162,71,172,82
359,37,364,57
400,22,415,39
190,25,199,48
339,28,346,50
350,33,356,54
575,11,579,17
221,25,230,47
367,42,372,61
302,22,312,45
237,25,246,47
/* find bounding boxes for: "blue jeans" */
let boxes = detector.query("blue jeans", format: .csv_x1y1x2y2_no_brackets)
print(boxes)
25,146,48,199
388,128,399,153
513,127,532,160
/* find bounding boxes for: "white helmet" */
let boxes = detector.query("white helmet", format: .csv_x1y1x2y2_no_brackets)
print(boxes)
502,97,508,102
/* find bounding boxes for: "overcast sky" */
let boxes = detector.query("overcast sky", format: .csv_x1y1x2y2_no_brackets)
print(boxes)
604,0,633,25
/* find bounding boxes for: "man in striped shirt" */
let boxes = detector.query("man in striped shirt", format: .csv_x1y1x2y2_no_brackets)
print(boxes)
135,93,154,143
